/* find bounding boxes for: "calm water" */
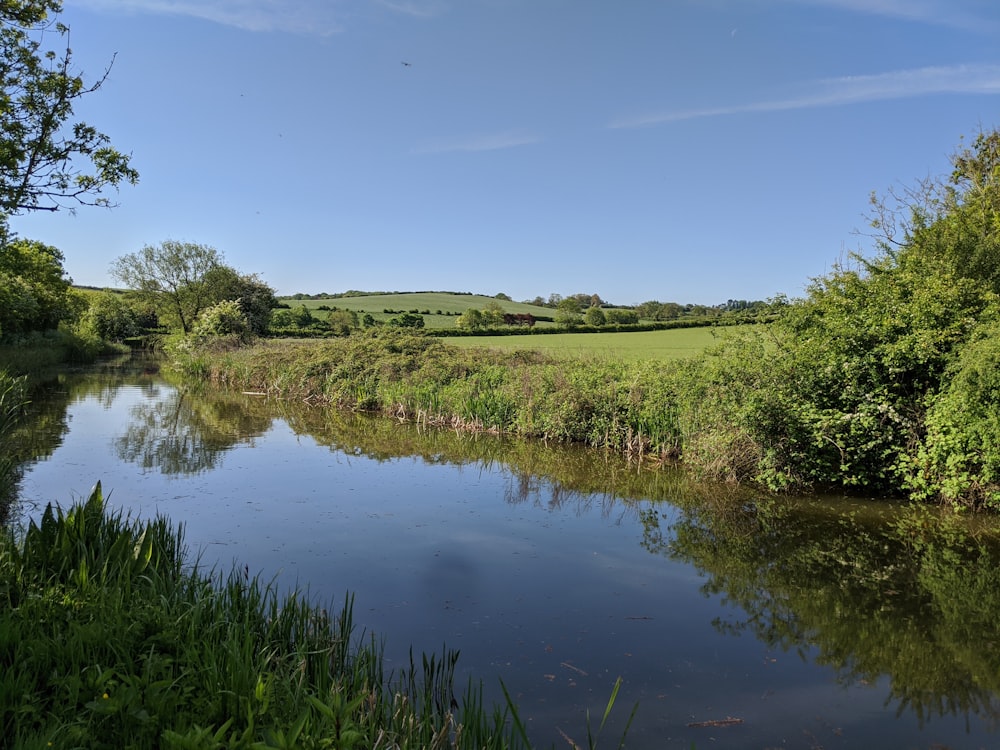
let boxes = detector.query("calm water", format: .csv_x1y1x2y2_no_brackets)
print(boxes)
9,355,1000,749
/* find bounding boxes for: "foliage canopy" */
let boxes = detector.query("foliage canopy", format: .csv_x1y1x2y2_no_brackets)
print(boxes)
0,237,73,335
0,1,137,218
111,241,276,337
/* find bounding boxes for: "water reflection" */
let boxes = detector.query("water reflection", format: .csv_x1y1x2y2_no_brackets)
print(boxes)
9,354,1000,748
115,388,272,475
642,495,1000,730
2,355,160,518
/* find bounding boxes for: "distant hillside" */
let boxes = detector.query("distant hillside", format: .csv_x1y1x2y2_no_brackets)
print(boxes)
277,291,544,316
275,292,553,329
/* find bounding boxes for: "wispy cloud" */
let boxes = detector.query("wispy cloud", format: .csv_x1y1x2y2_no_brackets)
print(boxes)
72,0,349,35
610,64,1000,129
781,0,1000,34
414,131,541,154
373,0,447,18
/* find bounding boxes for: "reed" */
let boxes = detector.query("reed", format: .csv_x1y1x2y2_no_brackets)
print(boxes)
167,332,688,461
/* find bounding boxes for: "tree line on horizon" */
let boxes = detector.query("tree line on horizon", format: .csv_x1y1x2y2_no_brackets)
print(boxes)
281,289,774,321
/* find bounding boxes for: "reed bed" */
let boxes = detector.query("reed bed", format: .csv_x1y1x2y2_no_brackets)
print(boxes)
169,333,687,463
0,484,555,748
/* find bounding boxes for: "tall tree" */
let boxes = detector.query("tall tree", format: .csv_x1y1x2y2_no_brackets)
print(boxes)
0,1,137,217
112,241,223,334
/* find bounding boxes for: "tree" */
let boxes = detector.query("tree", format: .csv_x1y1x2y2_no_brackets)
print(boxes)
388,312,424,329
0,237,72,334
0,1,137,218
555,297,582,329
635,300,661,320
584,306,606,327
456,308,484,330
111,241,223,334
293,305,314,328
200,265,276,336
77,290,140,342
659,302,683,320
605,309,638,325
326,308,358,336
480,301,505,328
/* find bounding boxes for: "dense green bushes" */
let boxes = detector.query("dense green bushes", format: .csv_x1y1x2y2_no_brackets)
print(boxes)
669,129,1000,508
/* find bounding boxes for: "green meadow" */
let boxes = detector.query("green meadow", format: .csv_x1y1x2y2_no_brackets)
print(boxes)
445,326,726,361
281,292,543,315
279,292,555,329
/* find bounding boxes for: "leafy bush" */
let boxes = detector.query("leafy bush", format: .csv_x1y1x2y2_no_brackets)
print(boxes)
906,321,1000,508
387,312,424,329
584,307,606,327
191,300,250,341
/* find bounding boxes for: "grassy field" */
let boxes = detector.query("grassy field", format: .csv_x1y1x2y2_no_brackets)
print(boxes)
279,292,544,315
279,292,555,328
444,326,726,361
278,292,555,329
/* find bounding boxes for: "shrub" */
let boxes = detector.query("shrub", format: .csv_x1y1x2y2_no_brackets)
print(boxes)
388,312,424,329
584,307,606,327
191,300,250,341
906,320,1000,508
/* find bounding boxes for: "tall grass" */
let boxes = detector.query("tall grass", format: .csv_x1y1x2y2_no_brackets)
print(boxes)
168,332,688,462
1,484,572,748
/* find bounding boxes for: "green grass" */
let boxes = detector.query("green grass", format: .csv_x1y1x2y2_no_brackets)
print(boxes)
279,292,544,316
445,326,725,361
168,332,692,457
277,293,557,330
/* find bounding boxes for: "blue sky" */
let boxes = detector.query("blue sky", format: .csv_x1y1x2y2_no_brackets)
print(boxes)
11,0,1000,304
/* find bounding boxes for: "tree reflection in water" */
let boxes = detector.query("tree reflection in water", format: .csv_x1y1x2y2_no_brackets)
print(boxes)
641,494,1000,729
115,387,275,475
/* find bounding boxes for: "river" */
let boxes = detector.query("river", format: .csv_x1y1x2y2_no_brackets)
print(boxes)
7,353,1000,749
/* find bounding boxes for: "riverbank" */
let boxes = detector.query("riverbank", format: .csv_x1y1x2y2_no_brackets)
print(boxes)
0,329,130,376
167,321,1000,511
168,332,687,462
